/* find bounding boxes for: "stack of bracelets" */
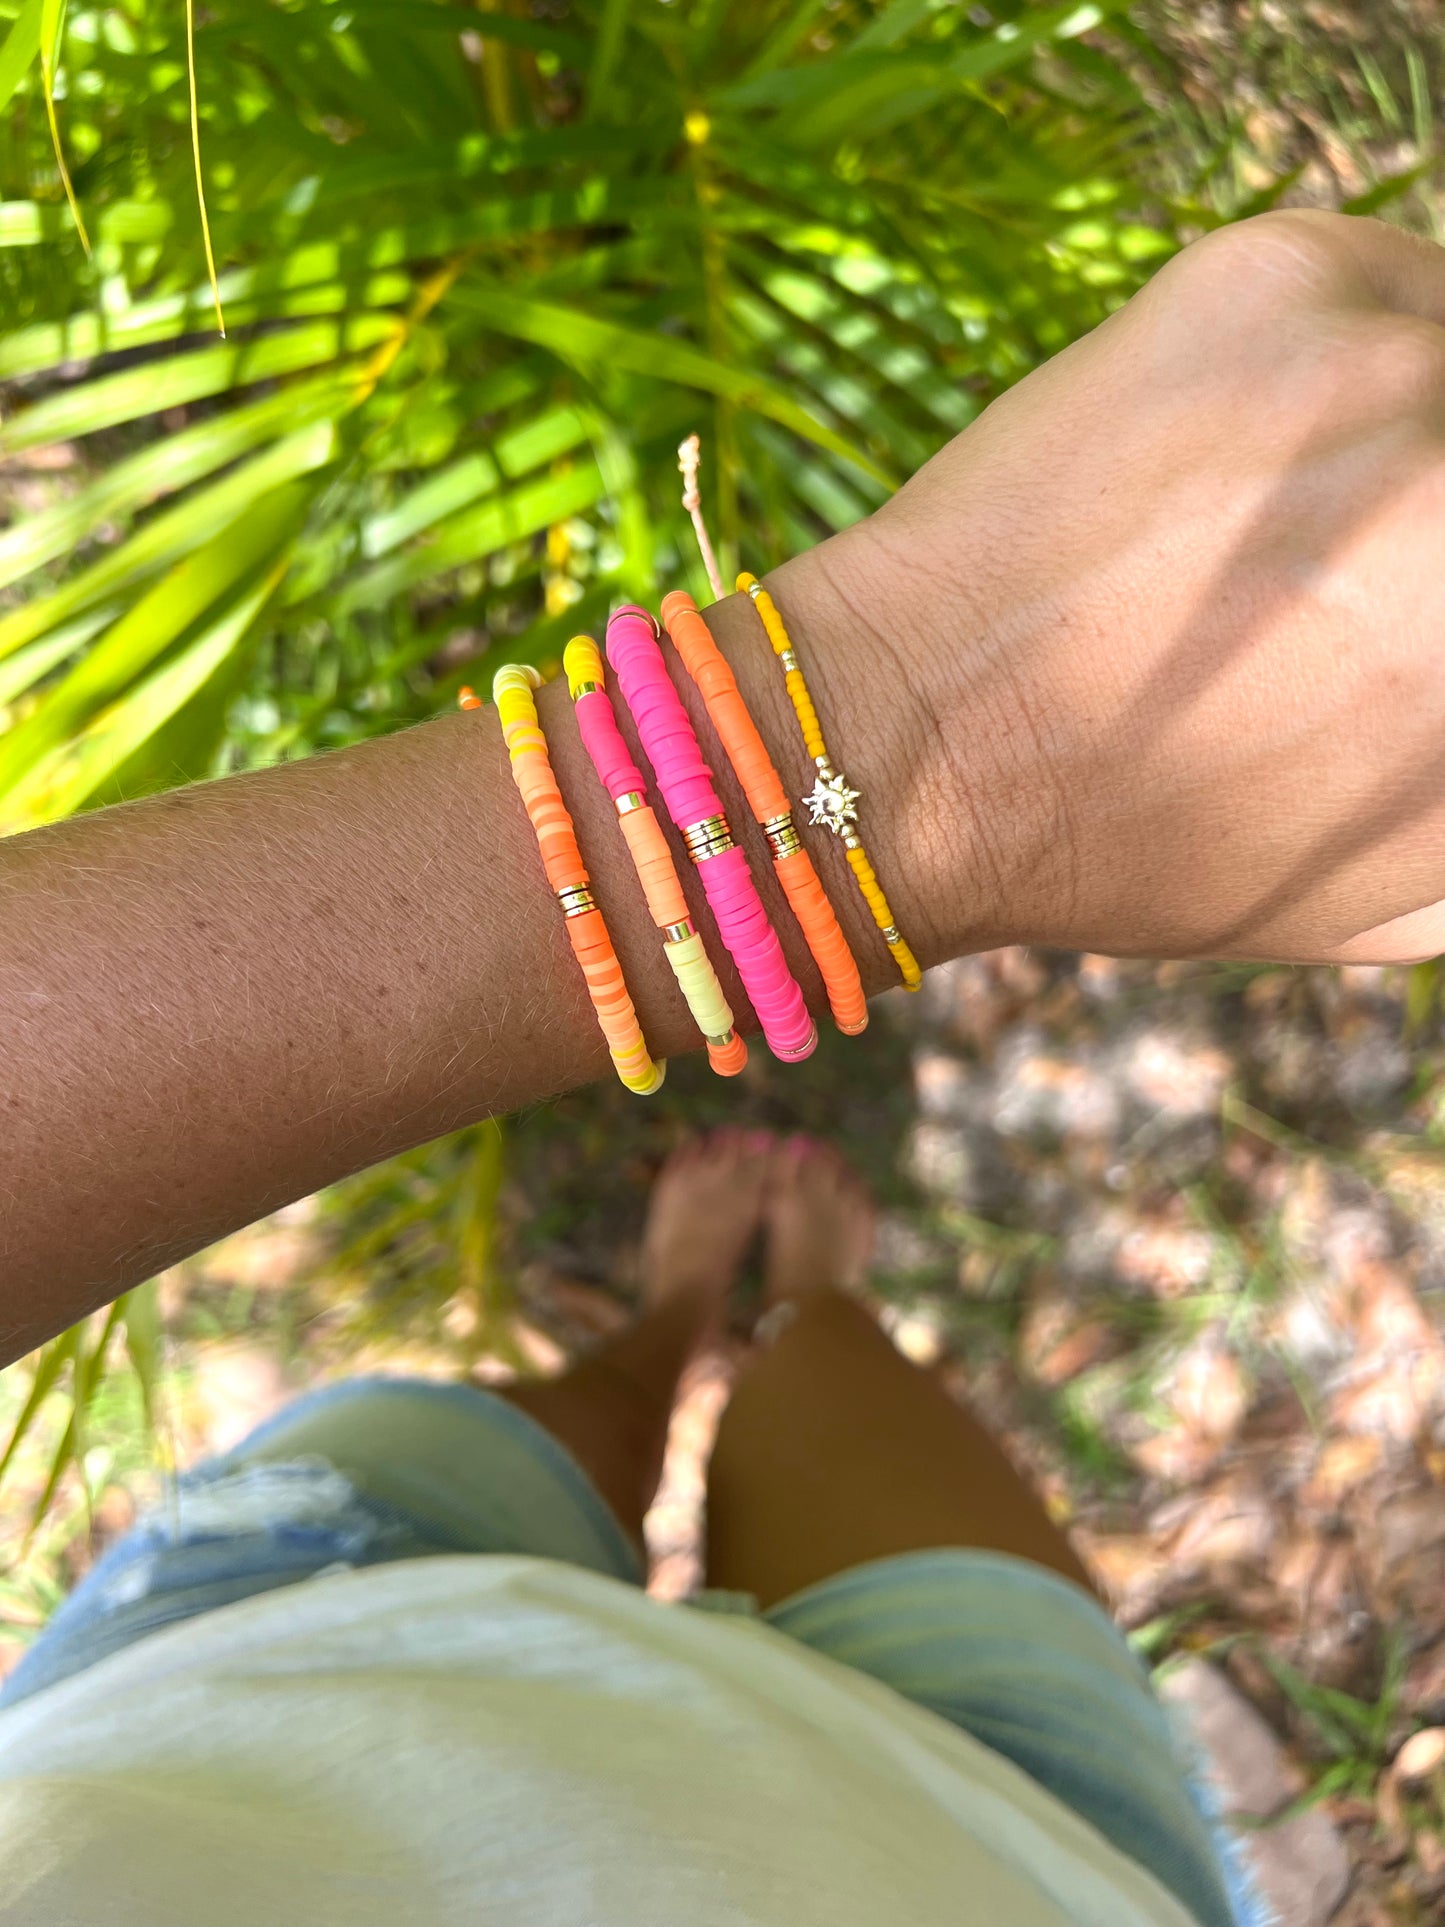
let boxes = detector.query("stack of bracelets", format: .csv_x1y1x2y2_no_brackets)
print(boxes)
457,447,920,1094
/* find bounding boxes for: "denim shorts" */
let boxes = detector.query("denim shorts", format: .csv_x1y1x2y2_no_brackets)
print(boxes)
0,1376,1253,1927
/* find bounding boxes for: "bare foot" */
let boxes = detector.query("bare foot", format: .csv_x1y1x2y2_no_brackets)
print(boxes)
762,1136,876,1307
642,1129,775,1336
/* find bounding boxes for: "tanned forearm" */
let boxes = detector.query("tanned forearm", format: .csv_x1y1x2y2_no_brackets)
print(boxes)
0,549,986,1362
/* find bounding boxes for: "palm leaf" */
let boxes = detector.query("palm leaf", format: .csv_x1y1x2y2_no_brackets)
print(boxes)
0,0,45,115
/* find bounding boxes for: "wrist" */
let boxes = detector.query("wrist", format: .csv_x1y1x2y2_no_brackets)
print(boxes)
525,514,1039,1068
690,566,936,1004
743,521,1036,973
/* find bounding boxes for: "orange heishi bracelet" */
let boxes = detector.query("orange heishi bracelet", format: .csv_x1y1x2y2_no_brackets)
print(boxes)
463,670,665,1094
735,574,922,992
660,589,868,1036
562,635,747,1077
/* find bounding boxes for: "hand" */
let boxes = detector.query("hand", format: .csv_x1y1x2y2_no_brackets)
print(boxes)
819,210,1445,965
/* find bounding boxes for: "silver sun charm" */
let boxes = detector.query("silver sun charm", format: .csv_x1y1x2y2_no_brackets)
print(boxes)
804,767,862,834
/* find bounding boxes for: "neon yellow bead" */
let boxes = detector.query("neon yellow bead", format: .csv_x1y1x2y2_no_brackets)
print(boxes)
891,938,923,990
621,1060,667,1095
785,670,826,759
664,931,734,1039
563,635,605,697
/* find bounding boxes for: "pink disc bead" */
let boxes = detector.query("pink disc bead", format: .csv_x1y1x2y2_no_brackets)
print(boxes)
605,604,815,1062
574,686,646,803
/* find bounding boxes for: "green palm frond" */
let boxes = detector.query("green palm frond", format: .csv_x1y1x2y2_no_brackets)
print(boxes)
0,0,1176,828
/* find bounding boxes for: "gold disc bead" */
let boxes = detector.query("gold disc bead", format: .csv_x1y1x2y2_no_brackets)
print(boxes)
556,885,596,919
762,812,803,860
682,814,735,863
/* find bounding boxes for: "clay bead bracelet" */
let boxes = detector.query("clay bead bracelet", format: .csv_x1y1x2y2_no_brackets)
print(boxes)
736,573,922,992
604,604,816,1063
562,635,746,1077
660,588,867,1037
464,669,664,1094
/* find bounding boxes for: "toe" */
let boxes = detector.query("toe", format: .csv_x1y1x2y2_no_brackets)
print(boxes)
641,1128,777,1317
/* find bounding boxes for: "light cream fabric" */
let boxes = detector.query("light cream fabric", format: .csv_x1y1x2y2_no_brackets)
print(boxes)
0,1555,1197,1927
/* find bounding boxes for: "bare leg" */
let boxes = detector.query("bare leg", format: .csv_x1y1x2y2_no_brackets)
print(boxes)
706,1140,1094,1607
501,1130,771,1553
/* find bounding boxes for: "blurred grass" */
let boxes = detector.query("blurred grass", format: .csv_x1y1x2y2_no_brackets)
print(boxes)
1134,0,1442,235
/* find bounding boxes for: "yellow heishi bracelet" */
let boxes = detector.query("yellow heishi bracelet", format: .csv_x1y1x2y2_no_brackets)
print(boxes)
736,572,922,992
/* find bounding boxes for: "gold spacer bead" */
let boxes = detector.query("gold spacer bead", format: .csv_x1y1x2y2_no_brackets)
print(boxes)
682,813,735,862
761,811,802,859
683,813,728,848
843,832,862,850
705,1030,736,1049
571,681,601,698
882,925,901,944
746,581,763,601
779,649,799,673
557,885,595,919
616,791,646,815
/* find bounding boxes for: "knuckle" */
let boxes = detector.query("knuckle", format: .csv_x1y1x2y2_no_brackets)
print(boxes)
1400,439,1445,527
1171,209,1350,294
1353,312,1445,403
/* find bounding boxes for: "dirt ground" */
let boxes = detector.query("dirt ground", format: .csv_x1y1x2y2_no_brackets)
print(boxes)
549,952,1445,1926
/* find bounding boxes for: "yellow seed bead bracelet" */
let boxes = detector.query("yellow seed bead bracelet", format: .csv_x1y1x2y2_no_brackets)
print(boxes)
736,572,922,992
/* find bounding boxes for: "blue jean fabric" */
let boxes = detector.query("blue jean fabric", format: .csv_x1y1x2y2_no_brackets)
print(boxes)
1,1376,1252,1927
